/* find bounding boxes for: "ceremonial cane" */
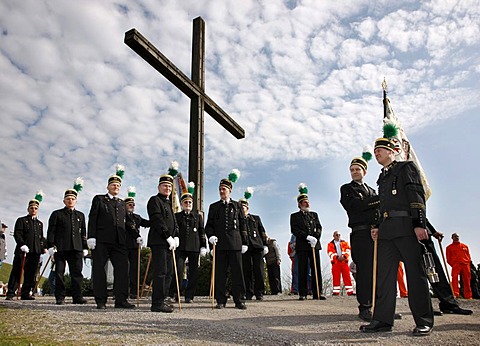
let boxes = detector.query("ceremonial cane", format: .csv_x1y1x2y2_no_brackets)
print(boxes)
137,243,141,307
211,243,216,309
172,248,182,311
311,246,320,300
16,253,27,300
34,254,52,294
372,238,378,311
438,238,455,296
146,279,153,298
140,250,152,299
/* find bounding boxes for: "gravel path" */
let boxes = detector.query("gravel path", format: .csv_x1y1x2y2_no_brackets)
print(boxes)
1,295,479,345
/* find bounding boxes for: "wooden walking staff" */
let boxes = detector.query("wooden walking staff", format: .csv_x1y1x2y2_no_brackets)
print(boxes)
140,250,152,299
137,243,141,306
210,243,216,309
34,254,52,294
438,238,455,296
372,238,378,311
311,247,320,299
172,248,182,311
16,253,27,300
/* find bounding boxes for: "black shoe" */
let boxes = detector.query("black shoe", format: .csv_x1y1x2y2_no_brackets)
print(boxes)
115,301,135,309
5,296,14,301
299,296,306,301
256,296,264,301
129,293,137,299
394,313,402,320
245,295,253,301
151,304,174,313
319,295,327,300
73,297,87,305
185,298,193,304
442,306,473,315
358,309,372,322
56,299,65,305
96,303,106,310
215,303,225,309
360,320,393,333
412,325,432,336
433,310,443,316
21,295,35,300
235,302,247,310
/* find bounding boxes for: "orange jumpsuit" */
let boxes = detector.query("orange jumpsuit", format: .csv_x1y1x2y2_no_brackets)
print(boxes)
327,239,354,295
446,242,472,299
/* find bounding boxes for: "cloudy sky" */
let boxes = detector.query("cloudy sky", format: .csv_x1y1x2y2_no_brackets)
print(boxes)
1,0,479,281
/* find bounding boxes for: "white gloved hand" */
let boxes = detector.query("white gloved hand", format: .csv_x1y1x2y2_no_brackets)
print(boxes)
174,237,180,248
83,249,89,257
241,245,248,254
87,238,96,250
209,235,218,245
200,247,207,257
48,247,57,257
166,236,176,250
136,236,143,246
306,235,317,247
263,246,269,256
20,245,30,253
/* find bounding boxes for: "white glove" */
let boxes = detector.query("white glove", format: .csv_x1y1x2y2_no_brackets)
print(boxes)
48,247,57,257
263,246,269,256
241,245,248,254
20,245,30,253
306,235,317,247
83,249,89,257
174,237,180,248
166,236,176,250
200,247,207,257
209,235,218,245
87,238,96,250
136,236,143,246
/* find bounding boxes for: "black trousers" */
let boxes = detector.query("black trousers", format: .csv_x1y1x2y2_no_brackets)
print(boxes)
54,250,84,300
127,247,140,295
170,250,200,300
150,245,173,306
267,262,282,294
242,248,265,298
350,229,374,311
92,242,129,304
374,235,433,326
7,252,40,298
297,249,322,298
214,250,245,305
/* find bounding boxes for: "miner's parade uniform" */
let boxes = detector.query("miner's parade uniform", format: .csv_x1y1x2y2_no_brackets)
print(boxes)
340,154,379,320
6,192,46,300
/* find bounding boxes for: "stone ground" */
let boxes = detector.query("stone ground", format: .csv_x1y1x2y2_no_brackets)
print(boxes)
0,294,479,345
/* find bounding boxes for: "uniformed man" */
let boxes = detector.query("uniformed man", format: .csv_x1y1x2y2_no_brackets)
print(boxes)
87,166,134,309
327,230,354,296
171,187,207,303
360,138,434,336
124,187,150,299
340,154,379,320
147,174,179,313
46,178,88,305
239,188,268,301
290,183,325,301
264,234,282,295
6,192,47,300
205,170,248,310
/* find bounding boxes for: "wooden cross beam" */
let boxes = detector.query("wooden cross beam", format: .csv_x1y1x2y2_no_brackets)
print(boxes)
125,17,245,213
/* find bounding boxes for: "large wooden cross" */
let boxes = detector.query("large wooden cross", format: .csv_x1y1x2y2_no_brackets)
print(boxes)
124,17,245,213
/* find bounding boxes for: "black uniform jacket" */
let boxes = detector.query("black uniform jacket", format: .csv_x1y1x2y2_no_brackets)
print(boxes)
125,213,151,250
376,161,426,239
290,210,322,251
340,180,379,228
147,193,178,247
14,215,45,255
47,207,87,251
175,210,206,252
205,199,247,251
88,194,127,245
245,214,267,250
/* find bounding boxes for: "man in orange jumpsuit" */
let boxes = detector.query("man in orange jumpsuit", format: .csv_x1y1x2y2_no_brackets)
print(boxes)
446,233,472,299
327,230,354,296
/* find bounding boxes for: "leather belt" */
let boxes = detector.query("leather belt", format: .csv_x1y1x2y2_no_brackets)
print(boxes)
351,225,371,232
382,210,410,218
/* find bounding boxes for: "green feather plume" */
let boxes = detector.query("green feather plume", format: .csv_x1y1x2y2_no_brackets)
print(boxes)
73,177,84,192
187,182,195,195
34,190,44,203
383,121,398,139
228,169,240,183
115,164,125,179
298,183,308,195
244,186,254,200
168,161,179,177
127,186,136,198
362,146,373,162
